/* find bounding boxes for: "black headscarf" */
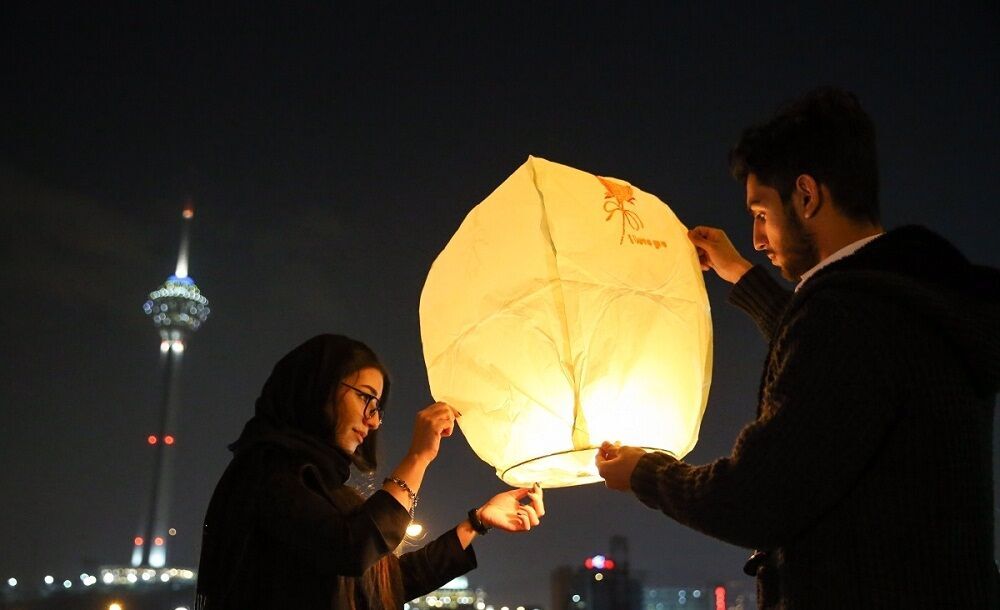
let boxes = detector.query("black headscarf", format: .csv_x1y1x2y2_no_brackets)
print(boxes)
229,334,389,485
197,335,397,610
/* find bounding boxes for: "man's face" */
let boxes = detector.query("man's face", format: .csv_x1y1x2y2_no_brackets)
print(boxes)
746,173,819,282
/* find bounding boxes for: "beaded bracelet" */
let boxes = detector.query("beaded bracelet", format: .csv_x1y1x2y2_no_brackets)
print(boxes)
384,476,418,519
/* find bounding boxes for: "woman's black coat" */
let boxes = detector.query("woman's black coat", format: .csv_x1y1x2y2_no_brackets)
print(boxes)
195,335,476,609
196,441,476,609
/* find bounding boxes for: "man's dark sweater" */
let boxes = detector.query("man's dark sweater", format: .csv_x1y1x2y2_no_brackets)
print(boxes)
630,226,999,609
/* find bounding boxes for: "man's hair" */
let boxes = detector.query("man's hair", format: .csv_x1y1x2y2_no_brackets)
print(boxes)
729,87,880,224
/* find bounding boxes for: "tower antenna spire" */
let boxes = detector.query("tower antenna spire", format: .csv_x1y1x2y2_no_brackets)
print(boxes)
174,199,195,279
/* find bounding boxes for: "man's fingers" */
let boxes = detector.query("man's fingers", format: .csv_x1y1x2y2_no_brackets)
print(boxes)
600,441,621,454
699,251,714,267
688,226,716,243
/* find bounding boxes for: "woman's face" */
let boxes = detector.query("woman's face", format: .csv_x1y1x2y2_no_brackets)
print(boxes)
329,366,384,454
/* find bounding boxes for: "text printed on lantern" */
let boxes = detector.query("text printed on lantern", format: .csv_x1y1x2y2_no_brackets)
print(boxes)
626,233,669,250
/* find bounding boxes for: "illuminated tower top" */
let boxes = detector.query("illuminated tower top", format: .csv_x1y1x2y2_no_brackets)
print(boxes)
143,201,210,337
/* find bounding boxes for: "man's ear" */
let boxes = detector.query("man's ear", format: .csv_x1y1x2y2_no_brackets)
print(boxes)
795,174,821,219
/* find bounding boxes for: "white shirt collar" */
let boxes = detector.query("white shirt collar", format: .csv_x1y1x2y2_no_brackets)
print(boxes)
795,232,885,292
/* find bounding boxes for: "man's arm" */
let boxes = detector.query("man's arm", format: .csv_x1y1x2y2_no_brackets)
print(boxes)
688,226,791,340
601,288,898,550
728,265,792,341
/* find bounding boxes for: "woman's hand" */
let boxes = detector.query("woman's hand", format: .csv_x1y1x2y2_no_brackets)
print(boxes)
407,402,460,465
478,483,545,532
687,226,753,284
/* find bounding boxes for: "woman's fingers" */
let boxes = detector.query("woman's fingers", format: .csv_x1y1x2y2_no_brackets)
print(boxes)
478,485,546,532
510,507,531,530
410,402,458,461
519,503,540,526
438,416,453,437
421,402,459,437
438,409,456,436
526,483,545,517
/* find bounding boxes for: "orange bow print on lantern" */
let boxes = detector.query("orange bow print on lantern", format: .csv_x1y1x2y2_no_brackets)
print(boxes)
598,176,644,244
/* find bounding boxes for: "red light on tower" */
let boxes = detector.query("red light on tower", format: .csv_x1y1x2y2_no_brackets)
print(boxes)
164,435,175,445
154,537,164,546
147,435,158,445
182,200,194,219
134,536,143,546
714,586,726,610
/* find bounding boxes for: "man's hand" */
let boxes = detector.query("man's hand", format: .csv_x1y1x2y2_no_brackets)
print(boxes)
595,441,646,491
687,226,753,284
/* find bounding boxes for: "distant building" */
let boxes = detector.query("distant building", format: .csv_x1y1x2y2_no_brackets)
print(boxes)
405,575,484,609
642,585,715,610
717,580,755,610
403,575,545,610
643,580,754,610
547,535,756,610
550,537,643,610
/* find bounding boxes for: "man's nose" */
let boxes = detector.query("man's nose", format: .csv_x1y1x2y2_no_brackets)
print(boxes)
753,226,768,251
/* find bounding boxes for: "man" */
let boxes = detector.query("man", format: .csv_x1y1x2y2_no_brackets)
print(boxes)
596,88,999,608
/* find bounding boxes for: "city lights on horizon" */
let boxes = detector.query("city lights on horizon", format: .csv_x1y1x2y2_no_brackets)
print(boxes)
6,562,736,610
5,567,198,589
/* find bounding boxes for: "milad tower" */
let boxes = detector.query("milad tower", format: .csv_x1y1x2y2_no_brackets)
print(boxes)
133,201,211,568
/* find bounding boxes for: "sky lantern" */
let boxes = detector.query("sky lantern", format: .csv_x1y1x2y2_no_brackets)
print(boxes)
420,156,712,487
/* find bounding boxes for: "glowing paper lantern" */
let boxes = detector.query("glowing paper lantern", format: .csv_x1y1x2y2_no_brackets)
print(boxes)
420,156,712,487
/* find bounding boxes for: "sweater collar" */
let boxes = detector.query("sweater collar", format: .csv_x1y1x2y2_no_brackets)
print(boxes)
796,232,884,292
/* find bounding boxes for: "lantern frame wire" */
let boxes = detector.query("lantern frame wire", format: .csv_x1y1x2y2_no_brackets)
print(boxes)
499,446,677,482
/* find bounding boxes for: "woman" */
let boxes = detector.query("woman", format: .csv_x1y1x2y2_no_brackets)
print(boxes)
195,334,544,609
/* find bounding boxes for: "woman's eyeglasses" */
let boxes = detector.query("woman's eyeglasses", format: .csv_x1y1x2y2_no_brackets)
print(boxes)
341,382,384,423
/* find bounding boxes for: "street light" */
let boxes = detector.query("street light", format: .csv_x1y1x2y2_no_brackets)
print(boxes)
405,522,427,541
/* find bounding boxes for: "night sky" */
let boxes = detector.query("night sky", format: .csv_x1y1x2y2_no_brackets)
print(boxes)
2,2,998,606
